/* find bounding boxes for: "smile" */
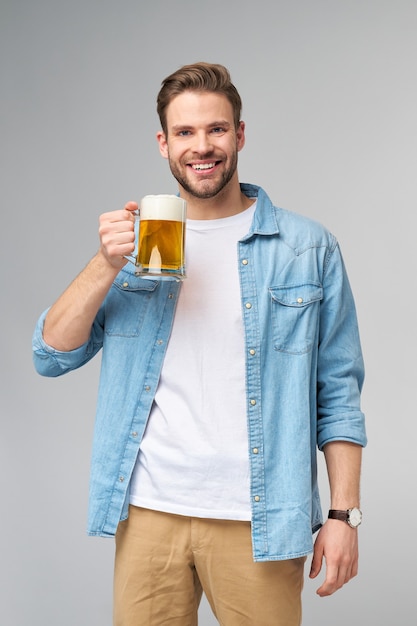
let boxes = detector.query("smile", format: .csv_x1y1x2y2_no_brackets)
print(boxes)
190,162,218,171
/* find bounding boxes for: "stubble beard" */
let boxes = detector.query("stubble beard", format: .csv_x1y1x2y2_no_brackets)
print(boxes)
168,151,238,200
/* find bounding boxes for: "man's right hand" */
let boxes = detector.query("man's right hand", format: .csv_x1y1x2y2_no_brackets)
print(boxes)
43,201,139,351
98,201,138,269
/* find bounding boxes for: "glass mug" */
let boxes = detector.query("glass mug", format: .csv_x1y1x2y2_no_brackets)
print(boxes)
124,194,187,279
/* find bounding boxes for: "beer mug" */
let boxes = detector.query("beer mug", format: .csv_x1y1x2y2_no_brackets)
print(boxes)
125,194,187,279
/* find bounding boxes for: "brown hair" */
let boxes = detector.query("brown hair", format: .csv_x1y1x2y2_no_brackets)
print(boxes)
157,62,242,135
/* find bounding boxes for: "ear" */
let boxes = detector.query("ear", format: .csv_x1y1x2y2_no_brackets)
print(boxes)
156,130,169,159
236,121,246,152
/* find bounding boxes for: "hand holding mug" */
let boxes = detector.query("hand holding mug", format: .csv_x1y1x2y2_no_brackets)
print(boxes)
98,202,138,269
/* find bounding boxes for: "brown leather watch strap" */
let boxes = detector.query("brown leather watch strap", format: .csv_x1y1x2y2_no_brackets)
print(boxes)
328,509,348,522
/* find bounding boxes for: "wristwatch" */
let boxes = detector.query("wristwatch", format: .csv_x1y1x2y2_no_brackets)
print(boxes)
328,507,362,528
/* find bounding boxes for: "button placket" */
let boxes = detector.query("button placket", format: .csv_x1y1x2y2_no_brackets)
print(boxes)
238,240,268,547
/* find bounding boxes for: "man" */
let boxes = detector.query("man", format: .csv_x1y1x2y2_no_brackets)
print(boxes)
33,62,367,626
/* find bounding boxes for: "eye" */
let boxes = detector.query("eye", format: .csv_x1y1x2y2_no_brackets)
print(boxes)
178,130,191,137
211,127,225,134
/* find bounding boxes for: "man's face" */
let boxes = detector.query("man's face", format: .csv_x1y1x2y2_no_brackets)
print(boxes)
157,91,245,200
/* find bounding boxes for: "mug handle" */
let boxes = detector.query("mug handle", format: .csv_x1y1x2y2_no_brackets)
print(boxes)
123,210,141,268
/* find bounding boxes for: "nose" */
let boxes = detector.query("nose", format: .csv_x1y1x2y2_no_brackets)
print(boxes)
193,130,214,155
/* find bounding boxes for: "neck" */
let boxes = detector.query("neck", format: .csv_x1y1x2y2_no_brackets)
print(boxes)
180,178,254,220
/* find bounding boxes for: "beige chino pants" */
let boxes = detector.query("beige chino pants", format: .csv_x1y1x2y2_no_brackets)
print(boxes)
114,506,306,626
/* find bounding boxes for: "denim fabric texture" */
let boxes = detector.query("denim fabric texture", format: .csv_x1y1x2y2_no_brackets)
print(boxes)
32,184,366,561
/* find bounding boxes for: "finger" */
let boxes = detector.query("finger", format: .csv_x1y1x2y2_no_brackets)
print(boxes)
309,545,324,579
99,209,135,233
100,231,135,260
316,570,338,597
317,562,350,597
124,201,139,213
343,559,358,585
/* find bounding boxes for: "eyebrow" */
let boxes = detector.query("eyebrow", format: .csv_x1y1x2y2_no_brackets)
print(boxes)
171,120,232,132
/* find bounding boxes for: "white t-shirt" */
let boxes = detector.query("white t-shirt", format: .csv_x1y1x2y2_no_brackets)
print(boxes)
129,204,256,520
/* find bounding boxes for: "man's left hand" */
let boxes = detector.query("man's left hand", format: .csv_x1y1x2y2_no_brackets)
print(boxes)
309,519,359,597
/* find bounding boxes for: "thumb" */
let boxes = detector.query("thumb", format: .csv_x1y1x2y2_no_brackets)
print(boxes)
309,549,323,579
124,201,139,213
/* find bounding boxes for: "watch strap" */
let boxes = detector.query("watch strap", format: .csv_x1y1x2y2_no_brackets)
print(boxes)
328,509,349,522
328,508,362,528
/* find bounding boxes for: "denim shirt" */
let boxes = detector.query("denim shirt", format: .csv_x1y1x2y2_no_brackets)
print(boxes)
33,184,366,561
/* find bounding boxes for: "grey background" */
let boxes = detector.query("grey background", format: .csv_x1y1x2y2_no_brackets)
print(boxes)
1,0,416,624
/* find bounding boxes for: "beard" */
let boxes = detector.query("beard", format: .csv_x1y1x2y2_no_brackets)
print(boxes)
167,150,238,200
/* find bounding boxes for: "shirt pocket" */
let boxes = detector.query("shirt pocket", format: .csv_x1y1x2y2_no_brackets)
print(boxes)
269,283,323,354
105,277,159,337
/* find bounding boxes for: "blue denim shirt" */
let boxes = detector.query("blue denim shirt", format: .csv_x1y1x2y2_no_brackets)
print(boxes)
33,184,366,561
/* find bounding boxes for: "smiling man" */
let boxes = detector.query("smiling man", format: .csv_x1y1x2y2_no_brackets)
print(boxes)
157,90,246,209
33,62,367,626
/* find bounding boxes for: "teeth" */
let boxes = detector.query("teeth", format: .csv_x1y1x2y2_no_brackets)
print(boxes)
192,163,216,170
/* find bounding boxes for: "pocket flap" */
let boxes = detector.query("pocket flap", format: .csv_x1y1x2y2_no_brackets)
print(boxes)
269,283,323,307
113,272,159,292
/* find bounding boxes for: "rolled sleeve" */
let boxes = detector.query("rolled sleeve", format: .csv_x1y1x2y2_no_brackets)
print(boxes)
316,243,367,450
32,309,102,377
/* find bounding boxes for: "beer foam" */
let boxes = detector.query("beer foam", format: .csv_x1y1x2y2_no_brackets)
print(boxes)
141,194,186,221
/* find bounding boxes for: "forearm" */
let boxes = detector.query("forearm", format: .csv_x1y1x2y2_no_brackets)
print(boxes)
43,204,138,351
43,250,120,351
323,441,362,509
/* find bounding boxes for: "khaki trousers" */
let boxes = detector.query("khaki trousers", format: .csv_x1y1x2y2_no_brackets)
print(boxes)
114,506,306,626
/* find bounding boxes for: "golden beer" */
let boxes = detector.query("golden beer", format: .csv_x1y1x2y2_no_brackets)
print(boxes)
134,195,187,278
137,218,185,272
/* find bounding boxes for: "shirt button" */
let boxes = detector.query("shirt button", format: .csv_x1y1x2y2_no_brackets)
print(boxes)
132,432,138,438
253,448,259,454
242,259,248,265
249,349,256,356
245,302,252,309
144,385,151,392
119,476,125,483
254,495,261,502
297,297,303,304
123,282,129,288
157,339,163,345
250,399,257,406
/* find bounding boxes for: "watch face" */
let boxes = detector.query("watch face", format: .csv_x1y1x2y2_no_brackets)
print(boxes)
348,507,362,528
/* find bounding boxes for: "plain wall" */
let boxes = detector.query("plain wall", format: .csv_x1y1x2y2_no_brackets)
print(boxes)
1,0,416,624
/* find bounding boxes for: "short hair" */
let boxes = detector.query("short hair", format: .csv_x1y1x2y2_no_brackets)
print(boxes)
157,62,242,134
